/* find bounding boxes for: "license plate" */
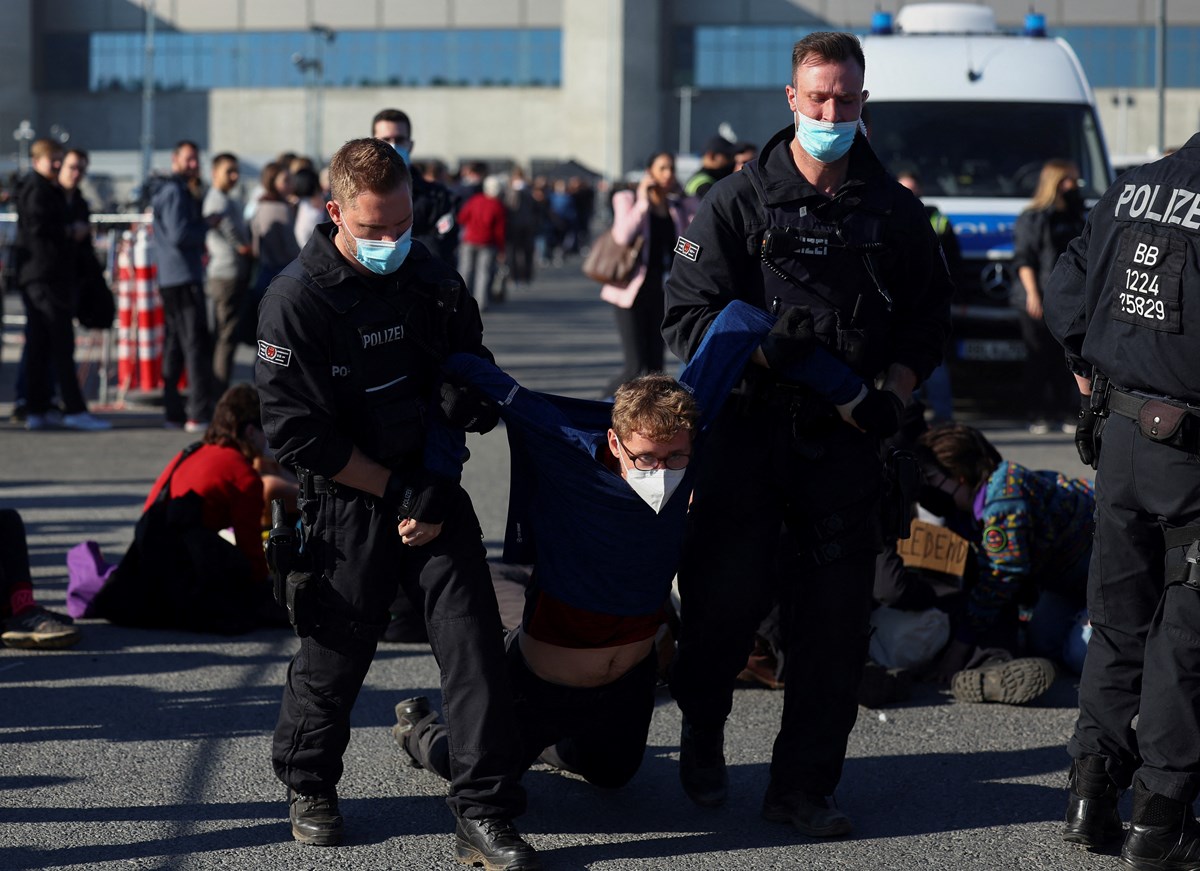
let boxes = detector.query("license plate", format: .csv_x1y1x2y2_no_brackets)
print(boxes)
956,338,1027,362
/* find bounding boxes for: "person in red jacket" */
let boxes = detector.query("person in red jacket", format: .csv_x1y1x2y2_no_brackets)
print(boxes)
456,175,507,313
145,383,296,583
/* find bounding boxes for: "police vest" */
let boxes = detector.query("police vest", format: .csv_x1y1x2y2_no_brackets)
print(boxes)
743,160,897,376
278,257,462,471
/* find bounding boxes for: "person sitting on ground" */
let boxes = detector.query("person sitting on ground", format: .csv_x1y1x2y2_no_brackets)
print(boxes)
392,299,907,824
144,383,296,585
1,508,81,649
919,422,1093,703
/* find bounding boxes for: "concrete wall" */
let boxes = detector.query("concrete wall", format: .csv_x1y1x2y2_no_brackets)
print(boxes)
0,0,35,168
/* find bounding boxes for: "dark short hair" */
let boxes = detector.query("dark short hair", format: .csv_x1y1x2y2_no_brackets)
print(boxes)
292,167,319,198
173,140,200,156
702,136,735,159
204,384,263,462
211,151,238,169
372,108,412,136
328,137,411,204
791,32,866,80
64,147,89,162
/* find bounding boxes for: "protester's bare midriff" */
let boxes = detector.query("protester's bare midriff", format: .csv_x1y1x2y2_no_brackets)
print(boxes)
518,630,653,688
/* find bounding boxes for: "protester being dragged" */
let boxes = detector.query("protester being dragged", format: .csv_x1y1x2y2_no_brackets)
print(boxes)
919,423,1092,703
1,508,81,650
85,384,289,634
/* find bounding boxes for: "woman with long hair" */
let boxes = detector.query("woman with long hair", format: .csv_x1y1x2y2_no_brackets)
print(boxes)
600,151,697,396
1012,159,1086,433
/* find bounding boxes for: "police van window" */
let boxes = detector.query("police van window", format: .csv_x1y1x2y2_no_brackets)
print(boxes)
868,102,1109,200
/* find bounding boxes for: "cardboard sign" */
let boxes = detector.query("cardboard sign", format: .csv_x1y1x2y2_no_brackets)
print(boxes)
896,519,970,578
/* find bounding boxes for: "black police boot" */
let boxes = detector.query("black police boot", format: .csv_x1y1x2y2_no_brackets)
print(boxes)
392,696,431,768
679,716,728,808
287,788,343,846
761,780,852,838
454,817,540,871
1063,754,1124,849
1120,778,1200,871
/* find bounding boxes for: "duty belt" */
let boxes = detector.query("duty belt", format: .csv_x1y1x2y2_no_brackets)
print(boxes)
1106,388,1200,452
296,468,337,498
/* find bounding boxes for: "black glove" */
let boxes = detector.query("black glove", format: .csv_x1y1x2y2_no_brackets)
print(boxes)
383,473,455,525
851,388,904,438
439,376,501,434
1075,394,1099,469
759,305,815,371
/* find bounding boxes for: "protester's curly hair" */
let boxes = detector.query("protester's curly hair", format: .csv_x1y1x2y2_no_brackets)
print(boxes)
611,373,699,444
916,422,1003,489
203,384,264,462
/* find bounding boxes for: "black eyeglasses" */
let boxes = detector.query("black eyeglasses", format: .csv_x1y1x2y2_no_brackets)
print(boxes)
618,439,691,471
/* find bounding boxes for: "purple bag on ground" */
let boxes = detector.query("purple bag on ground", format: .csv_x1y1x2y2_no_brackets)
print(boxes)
66,540,117,619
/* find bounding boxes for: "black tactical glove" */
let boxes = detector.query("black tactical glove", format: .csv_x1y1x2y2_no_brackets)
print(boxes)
759,305,815,371
1075,394,1099,469
438,375,501,434
851,388,905,438
383,472,455,525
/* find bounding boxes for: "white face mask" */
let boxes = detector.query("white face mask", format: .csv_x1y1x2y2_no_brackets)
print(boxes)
622,464,687,514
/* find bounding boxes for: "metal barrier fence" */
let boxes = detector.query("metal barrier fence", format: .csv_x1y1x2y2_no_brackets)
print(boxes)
0,212,160,409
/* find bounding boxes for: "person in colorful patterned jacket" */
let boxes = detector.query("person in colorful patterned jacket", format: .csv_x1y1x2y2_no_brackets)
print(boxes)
917,423,1094,701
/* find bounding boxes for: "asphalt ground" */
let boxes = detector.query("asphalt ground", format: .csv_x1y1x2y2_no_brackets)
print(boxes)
0,263,1112,871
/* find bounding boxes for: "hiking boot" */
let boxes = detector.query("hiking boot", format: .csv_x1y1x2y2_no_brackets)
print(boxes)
287,788,343,846
392,696,433,768
1063,754,1124,849
1121,779,1200,871
679,716,728,808
951,656,1055,705
2,606,81,650
762,782,853,838
454,817,540,870
737,647,785,690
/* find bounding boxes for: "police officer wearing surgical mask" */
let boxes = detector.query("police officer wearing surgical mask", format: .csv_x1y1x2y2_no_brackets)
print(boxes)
662,31,952,836
255,138,538,869
1046,136,1200,869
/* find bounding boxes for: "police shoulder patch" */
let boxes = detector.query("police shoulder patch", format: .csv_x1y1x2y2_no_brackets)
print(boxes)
674,237,701,261
983,525,1009,553
258,340,293,367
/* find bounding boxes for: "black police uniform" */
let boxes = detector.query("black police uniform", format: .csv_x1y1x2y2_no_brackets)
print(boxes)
412,172,459,266
256,222,524,822
663,126,952,799
1045,136,1200,826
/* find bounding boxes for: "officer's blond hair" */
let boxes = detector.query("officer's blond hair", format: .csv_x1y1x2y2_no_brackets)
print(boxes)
611,374,698,444
328,138,411,206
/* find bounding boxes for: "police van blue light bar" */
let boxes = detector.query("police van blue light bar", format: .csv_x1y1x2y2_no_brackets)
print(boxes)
1024,12,1047,37
871,11,894,35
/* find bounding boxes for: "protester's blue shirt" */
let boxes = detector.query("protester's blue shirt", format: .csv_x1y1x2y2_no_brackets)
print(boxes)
426,300,863,616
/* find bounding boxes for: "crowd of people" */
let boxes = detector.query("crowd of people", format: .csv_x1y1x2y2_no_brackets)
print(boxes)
5,26,1200,871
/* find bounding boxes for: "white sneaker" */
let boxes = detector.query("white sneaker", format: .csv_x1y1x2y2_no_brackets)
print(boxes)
61,412,112,431
1027,422,1052,435
184,420,209,434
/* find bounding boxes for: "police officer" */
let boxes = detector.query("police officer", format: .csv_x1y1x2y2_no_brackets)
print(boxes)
1046,137,1200,869
372,108,459,266
662,31,952,836
256,139,538,870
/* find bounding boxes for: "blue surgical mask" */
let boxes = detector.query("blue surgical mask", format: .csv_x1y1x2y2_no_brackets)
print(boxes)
392,144,411,166
344,225,412,275
794,112,860,164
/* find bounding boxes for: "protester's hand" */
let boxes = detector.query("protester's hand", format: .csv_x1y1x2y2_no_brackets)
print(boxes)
636,173,656,203
935,639,974,684
759,305,815,371
398,518,442,547
850,388,904,437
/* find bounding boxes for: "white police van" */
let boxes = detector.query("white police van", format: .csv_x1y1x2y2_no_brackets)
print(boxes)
862,3,1114,397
